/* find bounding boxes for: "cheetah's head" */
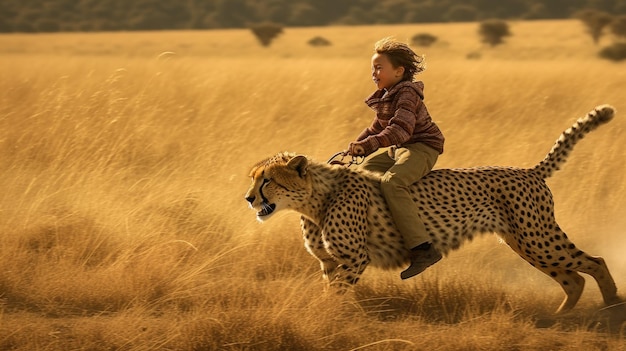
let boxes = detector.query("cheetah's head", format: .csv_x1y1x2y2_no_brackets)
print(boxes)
245,153,312,222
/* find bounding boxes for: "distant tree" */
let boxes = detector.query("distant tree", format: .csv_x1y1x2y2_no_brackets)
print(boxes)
288,3,320,26
213,0,252,28
257,0,290,24
404,2,446,23
478,19,511,47
539,0,586,18
598,42,626,61
381,0,412,23
411,33,438,47
574,9,613,44
445,5,478,22
0,0,17,27
13,20,35,33
370,6,396,24
249,22,284,47
0,17,11,32
610,15,626,40
616,1,626,14
307,36,331,46
475,0,529,19
305,0,352,25
339,7,374,25
129,9,172,30
4,0,626,32
466,51,482,60
523,3,548,19
35,19,60,32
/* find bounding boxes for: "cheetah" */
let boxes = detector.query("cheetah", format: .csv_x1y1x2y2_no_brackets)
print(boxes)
245,105,620,313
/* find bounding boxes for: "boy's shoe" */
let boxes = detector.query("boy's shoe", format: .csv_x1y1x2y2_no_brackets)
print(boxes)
400,243,442,280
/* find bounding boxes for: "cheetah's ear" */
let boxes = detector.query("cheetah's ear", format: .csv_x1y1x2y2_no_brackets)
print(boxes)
287,155,308,178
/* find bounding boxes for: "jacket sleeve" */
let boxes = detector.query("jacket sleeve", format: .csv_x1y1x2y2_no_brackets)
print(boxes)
356,118,385,141
356,127,371,141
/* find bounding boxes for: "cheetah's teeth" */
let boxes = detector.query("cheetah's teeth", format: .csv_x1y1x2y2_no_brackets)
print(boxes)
257,203,276,217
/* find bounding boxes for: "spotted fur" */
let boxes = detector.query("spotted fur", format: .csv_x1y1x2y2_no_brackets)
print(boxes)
245,105,620,313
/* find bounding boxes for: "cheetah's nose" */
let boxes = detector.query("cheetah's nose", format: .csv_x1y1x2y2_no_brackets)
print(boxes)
245,195,255,205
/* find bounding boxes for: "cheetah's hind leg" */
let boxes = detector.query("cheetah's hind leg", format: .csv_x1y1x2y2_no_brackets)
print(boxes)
574,255,621,308
505,220,622,314
554,234,621,312
535,229,620,314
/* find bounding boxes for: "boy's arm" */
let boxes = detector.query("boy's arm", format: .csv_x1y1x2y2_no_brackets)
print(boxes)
350,88,420,155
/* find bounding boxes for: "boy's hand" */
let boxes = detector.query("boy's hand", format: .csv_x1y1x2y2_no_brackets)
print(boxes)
348,142,366,156
349,137,380,157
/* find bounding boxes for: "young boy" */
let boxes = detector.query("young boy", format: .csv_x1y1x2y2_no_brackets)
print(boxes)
348,37,445,280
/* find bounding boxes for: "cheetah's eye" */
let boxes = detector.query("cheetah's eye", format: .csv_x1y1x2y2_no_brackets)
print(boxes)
260,178,272,188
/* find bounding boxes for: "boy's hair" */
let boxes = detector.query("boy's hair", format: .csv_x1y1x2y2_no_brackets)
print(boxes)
374,37,425,81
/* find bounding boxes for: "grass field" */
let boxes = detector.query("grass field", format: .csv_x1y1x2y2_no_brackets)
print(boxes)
1,20,625,350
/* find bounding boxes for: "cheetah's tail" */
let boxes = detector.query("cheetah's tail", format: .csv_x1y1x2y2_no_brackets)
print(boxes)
531,104,615,179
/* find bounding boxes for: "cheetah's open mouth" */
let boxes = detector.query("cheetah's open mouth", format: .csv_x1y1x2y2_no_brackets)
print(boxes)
257,202,276,217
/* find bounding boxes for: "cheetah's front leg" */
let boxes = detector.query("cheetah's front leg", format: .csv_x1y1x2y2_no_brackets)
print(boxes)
320,203,371,288
301,217,339,283
328,262,370,289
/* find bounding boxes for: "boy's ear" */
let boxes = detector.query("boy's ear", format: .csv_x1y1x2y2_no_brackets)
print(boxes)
396,66,405,78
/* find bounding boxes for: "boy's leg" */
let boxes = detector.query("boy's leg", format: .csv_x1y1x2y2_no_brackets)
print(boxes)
357,147,395,174
380,143,437,247
380,143,441,279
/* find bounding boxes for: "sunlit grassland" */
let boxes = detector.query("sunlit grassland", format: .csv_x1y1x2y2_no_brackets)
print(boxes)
0,20,625,350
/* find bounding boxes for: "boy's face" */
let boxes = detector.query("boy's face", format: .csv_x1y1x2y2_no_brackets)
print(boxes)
371,53,404,90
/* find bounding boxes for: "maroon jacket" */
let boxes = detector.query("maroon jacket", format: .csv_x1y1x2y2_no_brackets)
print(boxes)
356,80,444,155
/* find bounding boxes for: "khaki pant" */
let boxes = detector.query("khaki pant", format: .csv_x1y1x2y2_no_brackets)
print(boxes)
358,142,439,249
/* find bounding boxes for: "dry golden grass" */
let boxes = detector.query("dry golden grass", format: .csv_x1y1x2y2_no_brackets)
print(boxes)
0,20,625,350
